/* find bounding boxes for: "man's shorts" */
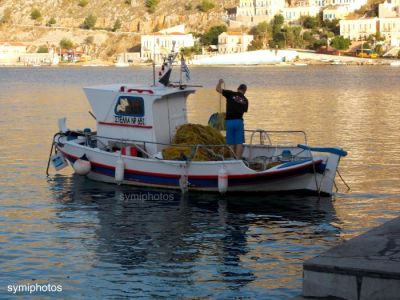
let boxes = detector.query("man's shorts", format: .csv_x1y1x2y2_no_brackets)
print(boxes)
225,119,244,145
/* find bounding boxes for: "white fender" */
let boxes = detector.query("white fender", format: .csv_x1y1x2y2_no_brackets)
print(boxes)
115,154,125,184
218,166,228,194
73,155,91,175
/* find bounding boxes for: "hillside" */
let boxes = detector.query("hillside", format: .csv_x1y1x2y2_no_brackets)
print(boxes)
0,0,237,60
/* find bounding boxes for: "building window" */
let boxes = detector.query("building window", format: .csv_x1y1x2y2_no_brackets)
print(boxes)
115,96,144,117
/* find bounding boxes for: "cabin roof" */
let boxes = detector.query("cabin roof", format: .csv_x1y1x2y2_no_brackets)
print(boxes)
84,84,196,98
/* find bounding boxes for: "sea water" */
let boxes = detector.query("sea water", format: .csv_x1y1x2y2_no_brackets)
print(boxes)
0,65,400,299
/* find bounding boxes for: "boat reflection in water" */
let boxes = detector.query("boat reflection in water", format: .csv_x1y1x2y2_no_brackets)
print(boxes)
47,174,340,298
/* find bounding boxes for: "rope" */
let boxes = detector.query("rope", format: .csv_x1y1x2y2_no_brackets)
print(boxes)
336,168,350,191
45,132,60,176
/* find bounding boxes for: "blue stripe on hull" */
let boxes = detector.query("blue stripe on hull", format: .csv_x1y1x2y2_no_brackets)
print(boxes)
65,156,321,188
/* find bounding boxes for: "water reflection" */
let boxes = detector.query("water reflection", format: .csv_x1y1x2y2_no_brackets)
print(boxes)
45,174,339,298
2,66,400,298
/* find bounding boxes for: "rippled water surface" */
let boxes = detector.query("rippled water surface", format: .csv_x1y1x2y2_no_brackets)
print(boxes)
1,65,400,299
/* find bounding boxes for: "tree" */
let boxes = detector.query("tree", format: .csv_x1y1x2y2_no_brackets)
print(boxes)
112,19,122,32
322,19,340,35
285,26,303,48
30,8,42,21
146,0,159,13
272,14,284,34
330,36,351,50
269,15,285,48
60,38,74,49
200,25,227,45
374,44,384,56
82,14,97,29
198,0,215,12
302,16,318,29
247,39,263,51
249,21,271,47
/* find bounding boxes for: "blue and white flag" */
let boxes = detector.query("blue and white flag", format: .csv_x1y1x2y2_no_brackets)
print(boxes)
181,58,191,82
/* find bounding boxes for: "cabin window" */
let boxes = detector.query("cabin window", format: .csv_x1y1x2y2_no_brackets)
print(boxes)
115,96,144,117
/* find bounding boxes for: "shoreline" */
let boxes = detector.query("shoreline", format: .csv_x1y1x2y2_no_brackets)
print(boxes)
1,58,399,68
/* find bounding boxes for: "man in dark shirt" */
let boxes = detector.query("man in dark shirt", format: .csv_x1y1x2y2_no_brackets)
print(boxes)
216,79,249,159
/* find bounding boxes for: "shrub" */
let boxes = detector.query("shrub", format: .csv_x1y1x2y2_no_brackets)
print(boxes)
60,38,74,49
37,46,49,53
46,17,56,26
82,14,97,29
1,8,12,24
31,8,42,20
146,0,158,13
78,0,89,7
198,0,215,12
112,19,121,32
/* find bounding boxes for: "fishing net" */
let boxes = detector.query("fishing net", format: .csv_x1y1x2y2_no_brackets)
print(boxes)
162,124,230,161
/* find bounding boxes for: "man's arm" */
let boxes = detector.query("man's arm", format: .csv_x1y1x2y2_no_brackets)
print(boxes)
216,79,224,94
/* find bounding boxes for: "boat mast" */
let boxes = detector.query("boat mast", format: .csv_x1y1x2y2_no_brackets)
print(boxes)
152,35,156,86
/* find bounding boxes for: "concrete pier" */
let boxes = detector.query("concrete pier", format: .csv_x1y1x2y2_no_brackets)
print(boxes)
301,217,400,300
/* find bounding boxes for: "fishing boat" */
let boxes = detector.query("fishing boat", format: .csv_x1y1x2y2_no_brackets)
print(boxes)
47,48,348,195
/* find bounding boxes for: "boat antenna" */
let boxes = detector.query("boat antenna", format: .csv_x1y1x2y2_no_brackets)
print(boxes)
152,35,157,86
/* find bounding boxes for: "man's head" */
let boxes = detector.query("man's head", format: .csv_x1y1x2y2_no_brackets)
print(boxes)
238,84,247,94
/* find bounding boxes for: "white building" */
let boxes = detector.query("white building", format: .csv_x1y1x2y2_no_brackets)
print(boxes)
325,0,367,11
323,5,351,20
234,0,367,24
379,0,400,18
340,18,378,40
236,0,286,25
379,17,400,45
218,32,254,54
141,25,194,63
282,5,321,23
0,42,27,65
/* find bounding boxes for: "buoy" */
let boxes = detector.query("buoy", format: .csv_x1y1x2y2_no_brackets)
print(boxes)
73,154,91,175
218,166,228,194
115,152,125,184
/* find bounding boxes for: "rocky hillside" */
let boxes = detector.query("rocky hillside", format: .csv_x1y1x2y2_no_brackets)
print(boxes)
0,0,237,60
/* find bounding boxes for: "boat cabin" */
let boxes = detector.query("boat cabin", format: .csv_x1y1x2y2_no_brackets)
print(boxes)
84,84,196,156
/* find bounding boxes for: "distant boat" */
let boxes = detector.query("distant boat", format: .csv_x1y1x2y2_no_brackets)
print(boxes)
115,55,129,67
390,61,400,67
82,63,109,67
292,62,307,66
330,59,346,65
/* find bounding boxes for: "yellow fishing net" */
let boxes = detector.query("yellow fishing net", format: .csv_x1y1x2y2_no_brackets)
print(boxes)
162,124,229,161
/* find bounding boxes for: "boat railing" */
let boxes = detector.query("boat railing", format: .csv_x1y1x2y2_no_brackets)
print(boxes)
81,133,236,161
245,129,308,146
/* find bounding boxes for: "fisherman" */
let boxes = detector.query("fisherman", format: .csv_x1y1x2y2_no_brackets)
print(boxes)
216,79,249,159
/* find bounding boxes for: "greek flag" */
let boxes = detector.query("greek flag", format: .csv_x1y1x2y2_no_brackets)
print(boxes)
181,58,191,81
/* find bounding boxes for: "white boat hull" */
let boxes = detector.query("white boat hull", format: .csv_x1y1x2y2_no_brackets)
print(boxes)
55,135,344,195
